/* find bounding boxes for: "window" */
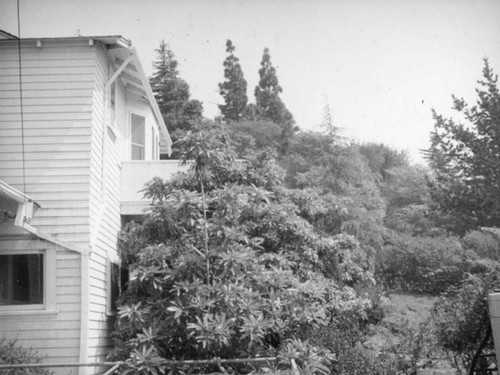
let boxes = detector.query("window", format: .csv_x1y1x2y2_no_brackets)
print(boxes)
0,253,44,306
107,261,129,315
151,126,160,160
131,114,145,160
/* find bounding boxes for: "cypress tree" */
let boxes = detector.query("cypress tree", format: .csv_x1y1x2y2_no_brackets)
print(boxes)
218,40,248,122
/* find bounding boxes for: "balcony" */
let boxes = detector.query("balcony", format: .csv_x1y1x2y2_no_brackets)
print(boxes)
120,160,188,215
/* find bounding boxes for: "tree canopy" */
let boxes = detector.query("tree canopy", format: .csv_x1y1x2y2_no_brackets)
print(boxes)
254,48,296,149
426,59,500,234
150,40,203,156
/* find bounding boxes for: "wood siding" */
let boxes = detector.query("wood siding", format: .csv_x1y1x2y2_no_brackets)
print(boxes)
0,39,96,370
85,43,130,366
0,39,94,249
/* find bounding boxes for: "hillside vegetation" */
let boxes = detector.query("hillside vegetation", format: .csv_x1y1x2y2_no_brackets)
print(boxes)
110,44,500,374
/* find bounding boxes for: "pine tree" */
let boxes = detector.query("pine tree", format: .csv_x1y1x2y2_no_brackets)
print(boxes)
254,47,294,128
150,40,203,155
426,59,500,234
218,40,248,122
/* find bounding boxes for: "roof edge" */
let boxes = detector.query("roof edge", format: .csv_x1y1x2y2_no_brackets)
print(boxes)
0,33,131,47
0,180,39,207
0,30,19,40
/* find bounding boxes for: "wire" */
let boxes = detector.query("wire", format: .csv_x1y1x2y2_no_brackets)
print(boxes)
17,0,27,198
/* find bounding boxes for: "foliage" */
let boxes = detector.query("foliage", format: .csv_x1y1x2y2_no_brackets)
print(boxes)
150,40,203,156
461,229,500,260
254,48,294,128
218,40,248,122
225,120,283,158
381,165,439,237
0,338,52,375
377,234,466,294
253,48,296,153
426,59,500,234
358,143,409,183
112,124,381,374
431,267,500,372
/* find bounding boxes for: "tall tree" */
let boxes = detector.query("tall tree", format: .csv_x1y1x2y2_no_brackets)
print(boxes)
150,40,203,155
254,48,294,127
218,40,248,122
426,59,500,234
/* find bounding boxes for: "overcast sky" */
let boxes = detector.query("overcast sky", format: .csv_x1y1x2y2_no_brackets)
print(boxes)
2,0,500,164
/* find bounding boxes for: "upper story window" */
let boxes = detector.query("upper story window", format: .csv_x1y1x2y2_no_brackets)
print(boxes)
131,114,146,160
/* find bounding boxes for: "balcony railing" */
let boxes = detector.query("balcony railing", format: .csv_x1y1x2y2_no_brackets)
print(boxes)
120,160,188,215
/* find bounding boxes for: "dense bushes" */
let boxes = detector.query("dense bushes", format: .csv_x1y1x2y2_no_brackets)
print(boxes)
377,235,465,294
112,124,379,374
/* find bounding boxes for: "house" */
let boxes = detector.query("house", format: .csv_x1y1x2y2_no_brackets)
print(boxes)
0,31,183,374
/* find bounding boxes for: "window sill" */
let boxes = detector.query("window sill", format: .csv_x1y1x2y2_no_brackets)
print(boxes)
0,309,58,317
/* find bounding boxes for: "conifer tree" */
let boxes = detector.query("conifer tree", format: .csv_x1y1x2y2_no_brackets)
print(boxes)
150,40,203,155
426,59,500,234
218,40,248,122
254,47,294,128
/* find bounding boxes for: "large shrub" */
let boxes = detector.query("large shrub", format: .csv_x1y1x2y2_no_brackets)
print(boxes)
112,123,375,374
377,234,465,294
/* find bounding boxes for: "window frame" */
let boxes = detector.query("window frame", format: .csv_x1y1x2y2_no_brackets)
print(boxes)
0,247,56,313
130,112,146,160
106,259,128,316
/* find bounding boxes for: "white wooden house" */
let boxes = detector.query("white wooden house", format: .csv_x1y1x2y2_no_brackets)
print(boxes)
0,31,182,374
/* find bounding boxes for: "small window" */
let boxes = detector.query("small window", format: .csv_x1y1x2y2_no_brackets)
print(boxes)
107,262,129,315
0,254,44,306
131,114,145,160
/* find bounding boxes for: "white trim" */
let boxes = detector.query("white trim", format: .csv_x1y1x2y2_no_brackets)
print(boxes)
22,223,84,254
129,109,148,160
0,309,58,317
0,247,56,313
0,180,40,209
107,55,134,87
78,251,90,375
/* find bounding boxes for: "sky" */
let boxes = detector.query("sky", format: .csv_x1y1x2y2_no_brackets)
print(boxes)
1,0,500,164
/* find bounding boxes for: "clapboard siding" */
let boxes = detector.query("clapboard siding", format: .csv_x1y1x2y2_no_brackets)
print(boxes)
83,42,136,365
0,38,93,238
0,38,97,373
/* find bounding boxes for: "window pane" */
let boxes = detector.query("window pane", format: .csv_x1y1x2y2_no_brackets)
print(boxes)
131,144,144,161
131,114,145,160
0,254,43,305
